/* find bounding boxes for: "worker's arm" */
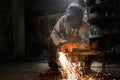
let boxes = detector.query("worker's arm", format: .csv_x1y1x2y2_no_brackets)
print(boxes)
75,23,90,49
50,16,67,46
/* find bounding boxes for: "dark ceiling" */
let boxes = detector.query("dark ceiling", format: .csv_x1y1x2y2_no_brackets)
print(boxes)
25,0,68,17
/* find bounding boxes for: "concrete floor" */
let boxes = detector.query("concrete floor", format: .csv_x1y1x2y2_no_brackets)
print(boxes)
0,50,120,80
0,61,50,80
0,60,120,80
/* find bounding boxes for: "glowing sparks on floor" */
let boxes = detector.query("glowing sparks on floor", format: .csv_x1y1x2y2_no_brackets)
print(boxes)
58,52,98,80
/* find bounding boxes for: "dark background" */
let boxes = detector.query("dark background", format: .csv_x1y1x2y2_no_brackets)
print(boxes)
0,0,120,63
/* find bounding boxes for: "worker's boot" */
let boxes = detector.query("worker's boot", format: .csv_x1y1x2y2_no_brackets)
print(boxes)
40,61,60,77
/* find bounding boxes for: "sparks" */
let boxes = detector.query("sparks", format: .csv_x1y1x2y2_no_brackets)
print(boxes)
58,52,97,80
58,52,78,80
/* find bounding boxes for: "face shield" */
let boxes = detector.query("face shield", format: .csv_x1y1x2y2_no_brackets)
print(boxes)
67,4,83,28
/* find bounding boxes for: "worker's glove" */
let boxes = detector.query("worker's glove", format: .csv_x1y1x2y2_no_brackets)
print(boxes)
60,39,67,44
60,42,75,53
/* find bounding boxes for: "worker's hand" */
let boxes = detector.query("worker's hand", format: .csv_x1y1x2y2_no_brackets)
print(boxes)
75,43,90,50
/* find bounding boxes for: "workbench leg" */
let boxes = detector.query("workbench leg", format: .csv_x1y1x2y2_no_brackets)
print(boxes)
102,53,105,72
74,56,79,73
